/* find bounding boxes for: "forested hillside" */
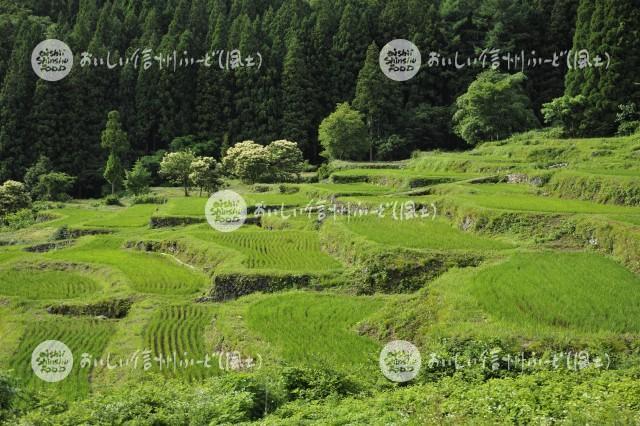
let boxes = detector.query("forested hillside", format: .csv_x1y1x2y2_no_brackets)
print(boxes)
0,0,602,195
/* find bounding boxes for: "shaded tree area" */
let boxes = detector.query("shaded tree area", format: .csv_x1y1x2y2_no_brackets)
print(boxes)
0,0,610,195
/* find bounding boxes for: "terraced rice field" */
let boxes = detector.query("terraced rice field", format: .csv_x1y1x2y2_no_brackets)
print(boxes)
46,236,208,295
245,292,384,374
343,215,513,251
191,229,342,272
9,317,114,399
0,267,100,299
143,304,220,381
470,252,640,333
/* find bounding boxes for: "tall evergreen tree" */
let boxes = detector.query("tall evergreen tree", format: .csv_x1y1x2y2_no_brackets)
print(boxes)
565,0,640,135
0,18,44,181
353,42,402,161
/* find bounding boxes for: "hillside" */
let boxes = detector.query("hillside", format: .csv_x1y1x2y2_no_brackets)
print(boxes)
1,131,639,423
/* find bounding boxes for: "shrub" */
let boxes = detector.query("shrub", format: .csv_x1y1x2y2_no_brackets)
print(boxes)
131,193,167,204
124,160,151,196
542,95,587,136
0,180,31,217
281,367,360,401
104,194,122,206
252,184,271,193
278,184,299,194
38,172,75,201
52,225,71,240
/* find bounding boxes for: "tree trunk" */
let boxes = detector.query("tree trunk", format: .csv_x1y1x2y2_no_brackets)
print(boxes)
111,181,115,195
184,177,189,197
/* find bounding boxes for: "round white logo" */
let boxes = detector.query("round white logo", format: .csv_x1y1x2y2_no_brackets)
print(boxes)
205,190,247,232
31,39,73,81
379,340,421,382
379,39,421,82
31,340,73,382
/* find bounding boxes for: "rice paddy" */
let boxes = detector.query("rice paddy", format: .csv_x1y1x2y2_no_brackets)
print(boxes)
244,292,384,374
0,268,100,299
469,252,640,333
0,133,638,410
8,317,115,399
143,304,220,381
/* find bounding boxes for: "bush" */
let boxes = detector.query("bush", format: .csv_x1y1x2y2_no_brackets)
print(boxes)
52,225,71,240
252,184,271,193
617,120,640,136
0,180,31,217
125,160,151,196
104,194,122,206
542,95,587,137
1,208,37,230
0,371,17,421
317,163,333,180
278,184,299,194
281,367,360,401
131,193,167,204
38,172,75,201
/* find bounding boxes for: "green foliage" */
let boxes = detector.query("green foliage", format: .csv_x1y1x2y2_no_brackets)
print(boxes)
38,172,76,202
169,135,218,157
103,194,122,206
565,0,640,136
266,140,304,182
353,42,402,160
23,155,51,199
131,193,167,205
542,95,587,136
281,367,360,401
100,111,129,195
319,103,368,160
189,156,222,195
159,150,196,196
124,160,151,196
616,103,640,136
546,171,640,206
375,134,410,161
234,143,272,184
0,180,31,217
453,71,539,145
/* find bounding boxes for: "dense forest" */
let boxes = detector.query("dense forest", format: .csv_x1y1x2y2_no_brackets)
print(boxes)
0,0,638,196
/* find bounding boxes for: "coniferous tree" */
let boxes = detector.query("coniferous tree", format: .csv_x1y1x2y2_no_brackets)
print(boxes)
353,42,402,161
0,19,44,181
100,110,129,195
